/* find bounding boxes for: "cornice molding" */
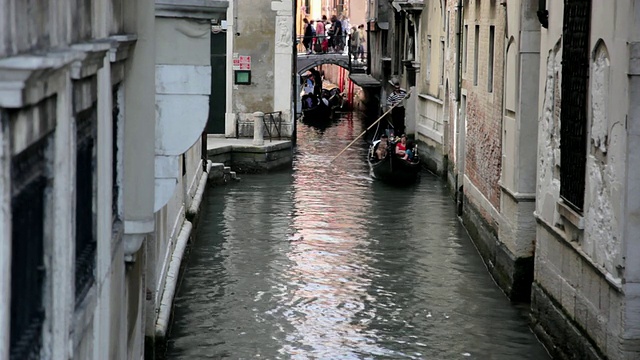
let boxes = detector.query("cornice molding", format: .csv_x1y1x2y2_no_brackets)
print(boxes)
155,0,229,19
392,0,425,12
108,34,138,64
0,52,81,108
70,41,111,80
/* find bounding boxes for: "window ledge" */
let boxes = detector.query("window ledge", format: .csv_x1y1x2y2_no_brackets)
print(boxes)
557,199,584,230
534,210,622,292
418,93,443,104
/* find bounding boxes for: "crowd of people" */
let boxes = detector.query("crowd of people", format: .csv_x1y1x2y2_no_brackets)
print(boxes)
302,14,366,58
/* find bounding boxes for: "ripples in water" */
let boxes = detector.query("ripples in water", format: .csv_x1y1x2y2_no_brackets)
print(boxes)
165,115,549,359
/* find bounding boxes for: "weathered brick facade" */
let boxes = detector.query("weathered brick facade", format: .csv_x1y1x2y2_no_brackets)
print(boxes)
461,0,504,212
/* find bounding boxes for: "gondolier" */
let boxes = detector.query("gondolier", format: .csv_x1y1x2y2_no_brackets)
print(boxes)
386,78,409,136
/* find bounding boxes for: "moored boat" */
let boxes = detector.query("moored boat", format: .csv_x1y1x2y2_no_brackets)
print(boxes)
301,93,333,125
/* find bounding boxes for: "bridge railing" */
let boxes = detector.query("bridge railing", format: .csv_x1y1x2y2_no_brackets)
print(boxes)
296,34,347,54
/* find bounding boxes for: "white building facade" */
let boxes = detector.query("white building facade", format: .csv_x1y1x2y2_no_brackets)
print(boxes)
532,0,640,358
0,0,227,358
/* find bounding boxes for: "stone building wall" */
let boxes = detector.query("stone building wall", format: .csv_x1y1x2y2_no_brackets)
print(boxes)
460,0,504,212
532,1,640,358
230,0,294,138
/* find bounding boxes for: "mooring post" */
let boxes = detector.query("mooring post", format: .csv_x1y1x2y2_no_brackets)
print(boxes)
253,111,264,146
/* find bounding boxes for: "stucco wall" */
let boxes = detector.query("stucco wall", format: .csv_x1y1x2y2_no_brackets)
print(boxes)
233,1,276,115
533,1,639,358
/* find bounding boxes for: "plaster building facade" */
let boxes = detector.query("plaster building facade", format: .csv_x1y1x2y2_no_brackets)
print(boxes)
532,0,640,358
0,0,227,358
368,0,640,357
225,0,295,139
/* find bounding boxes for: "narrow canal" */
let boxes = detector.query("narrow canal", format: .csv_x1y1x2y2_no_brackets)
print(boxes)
166,113,549,359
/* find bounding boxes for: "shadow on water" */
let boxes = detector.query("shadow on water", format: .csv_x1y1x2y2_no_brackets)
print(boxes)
164,112,550,359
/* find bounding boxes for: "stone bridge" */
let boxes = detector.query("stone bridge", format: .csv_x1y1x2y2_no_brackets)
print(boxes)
296,52,380,88
296,53,351,74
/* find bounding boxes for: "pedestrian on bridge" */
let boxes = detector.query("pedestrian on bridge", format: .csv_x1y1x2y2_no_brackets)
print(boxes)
303,18,314,54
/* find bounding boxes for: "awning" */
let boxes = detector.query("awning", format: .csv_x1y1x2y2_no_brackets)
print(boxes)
349,74,381,88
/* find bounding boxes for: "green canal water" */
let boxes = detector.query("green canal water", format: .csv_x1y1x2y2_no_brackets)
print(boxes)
165,113,550,359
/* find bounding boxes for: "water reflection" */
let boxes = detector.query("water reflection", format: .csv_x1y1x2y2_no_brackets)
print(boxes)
166,115,549,359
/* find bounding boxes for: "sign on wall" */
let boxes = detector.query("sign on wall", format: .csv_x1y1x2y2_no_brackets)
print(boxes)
233,54,251,70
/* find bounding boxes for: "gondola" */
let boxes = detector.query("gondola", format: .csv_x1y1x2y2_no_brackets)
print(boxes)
322,85,344,111
368,139,421,185
301,93,333,125
300,67,335,126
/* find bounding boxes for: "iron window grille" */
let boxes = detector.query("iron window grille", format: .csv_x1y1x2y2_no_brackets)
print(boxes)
10,136,49,360
559,0,591,212
75,107,97,303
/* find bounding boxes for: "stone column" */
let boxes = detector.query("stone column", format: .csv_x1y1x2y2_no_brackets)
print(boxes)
253,111,265,146
271,0,293,137
497,0,541,301
624,41,640,343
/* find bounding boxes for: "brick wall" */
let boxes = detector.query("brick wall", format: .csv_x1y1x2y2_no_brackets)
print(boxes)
461,0,504,212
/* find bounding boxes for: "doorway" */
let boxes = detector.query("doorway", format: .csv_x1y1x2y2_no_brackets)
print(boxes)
207,32,227,134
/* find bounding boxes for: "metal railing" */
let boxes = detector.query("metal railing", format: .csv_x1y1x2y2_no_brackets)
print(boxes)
263,111,283,141
297,33,369,74
296,34,347,54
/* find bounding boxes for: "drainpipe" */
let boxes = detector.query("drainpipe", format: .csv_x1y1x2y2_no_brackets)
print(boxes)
291,0,297,146
456,0,463,100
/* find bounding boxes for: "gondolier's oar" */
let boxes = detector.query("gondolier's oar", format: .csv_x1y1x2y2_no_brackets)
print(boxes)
330,88,413,163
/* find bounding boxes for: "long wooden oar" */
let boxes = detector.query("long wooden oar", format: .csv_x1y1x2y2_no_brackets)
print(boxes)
330,88,413,163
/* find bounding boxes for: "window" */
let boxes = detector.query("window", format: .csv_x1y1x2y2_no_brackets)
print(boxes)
446,11,450,47
559,0,591,212
474,25,479,86
440,39,445,85
336,0,345,14
394,16,403,74
488,25,495,92
463,25,468,74
382,30,389,57
9,135,50,360
75,107,97,303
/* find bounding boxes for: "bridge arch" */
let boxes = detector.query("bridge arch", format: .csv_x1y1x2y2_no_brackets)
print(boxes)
297,54,351,74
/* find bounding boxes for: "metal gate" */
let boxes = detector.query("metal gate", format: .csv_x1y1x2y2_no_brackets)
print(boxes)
560,0,591,212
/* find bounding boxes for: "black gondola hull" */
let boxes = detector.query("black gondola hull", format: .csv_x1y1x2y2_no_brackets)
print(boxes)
368,148,420,185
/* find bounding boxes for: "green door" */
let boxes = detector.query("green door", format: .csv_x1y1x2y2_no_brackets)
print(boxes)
207,32,226,134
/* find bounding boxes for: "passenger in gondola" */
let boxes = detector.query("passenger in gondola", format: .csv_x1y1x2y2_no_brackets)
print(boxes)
376,134,389,160
403,140,415,162
395,134,407,157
